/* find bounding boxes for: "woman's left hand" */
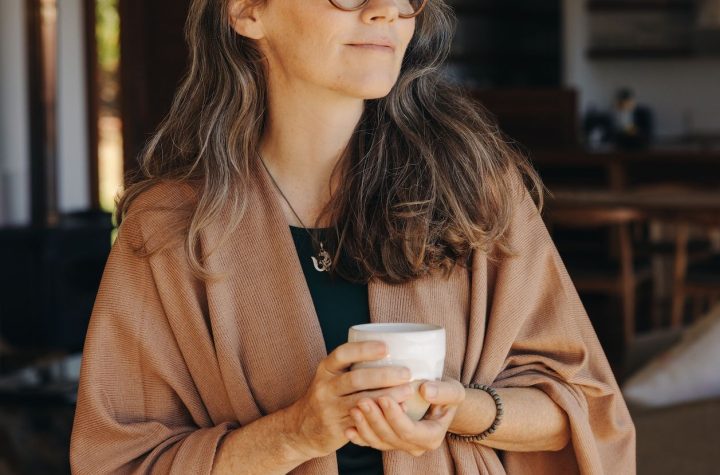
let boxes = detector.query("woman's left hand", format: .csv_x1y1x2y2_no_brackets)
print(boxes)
344,377,466,457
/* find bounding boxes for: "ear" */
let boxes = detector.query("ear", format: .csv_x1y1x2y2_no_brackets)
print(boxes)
228,0,265,40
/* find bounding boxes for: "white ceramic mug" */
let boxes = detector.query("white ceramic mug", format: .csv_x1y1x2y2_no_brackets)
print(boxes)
348,323,446,421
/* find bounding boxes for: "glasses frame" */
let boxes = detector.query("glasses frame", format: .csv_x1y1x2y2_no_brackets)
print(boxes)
328,0,428,19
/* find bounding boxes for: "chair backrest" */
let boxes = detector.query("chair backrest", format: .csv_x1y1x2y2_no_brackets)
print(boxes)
546,206,646,228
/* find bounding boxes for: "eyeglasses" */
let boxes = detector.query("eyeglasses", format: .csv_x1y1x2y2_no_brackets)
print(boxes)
328,0,428,19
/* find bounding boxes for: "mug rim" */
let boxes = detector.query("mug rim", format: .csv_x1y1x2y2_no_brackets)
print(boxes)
349,323,444,333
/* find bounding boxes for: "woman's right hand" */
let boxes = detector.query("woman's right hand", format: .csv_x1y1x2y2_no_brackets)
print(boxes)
286,341,414,459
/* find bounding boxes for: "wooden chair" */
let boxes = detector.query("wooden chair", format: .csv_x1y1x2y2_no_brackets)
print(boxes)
622,184,716,329
545,206,652,345
671,223,720,328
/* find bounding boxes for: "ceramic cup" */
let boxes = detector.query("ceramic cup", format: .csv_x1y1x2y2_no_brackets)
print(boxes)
348,323,446,421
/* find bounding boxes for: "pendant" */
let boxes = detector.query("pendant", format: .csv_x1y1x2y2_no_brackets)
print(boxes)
311,243,333,272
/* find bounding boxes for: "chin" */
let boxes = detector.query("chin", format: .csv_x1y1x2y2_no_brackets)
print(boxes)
323,66,399,99
341,78,400,100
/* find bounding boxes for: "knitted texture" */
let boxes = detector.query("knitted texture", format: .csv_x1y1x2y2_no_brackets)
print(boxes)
70,158,636,474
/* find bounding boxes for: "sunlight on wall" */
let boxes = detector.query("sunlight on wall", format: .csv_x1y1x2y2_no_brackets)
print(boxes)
96,0,123,215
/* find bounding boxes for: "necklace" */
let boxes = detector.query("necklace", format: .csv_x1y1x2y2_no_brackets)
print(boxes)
257,152,334,273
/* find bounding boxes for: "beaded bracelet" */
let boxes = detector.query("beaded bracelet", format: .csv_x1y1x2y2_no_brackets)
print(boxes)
447,383,503,442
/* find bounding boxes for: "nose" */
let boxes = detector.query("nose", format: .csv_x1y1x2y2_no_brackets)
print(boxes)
359,0,401,23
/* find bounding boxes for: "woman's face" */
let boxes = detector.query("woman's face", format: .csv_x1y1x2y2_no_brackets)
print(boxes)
230,0,418,99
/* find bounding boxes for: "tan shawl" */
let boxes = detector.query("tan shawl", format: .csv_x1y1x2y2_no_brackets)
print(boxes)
70,158,636,474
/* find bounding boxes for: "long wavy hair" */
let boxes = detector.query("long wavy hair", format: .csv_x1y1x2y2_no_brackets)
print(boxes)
116,0,544,284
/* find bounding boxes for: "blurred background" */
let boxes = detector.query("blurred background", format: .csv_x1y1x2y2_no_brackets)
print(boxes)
0,0,719,473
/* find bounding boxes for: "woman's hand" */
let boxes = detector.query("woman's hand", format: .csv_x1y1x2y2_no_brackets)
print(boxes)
345,377,466,457
286,341,415,460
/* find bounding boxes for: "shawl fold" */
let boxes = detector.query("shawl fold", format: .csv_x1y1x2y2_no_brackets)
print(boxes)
70,159,635,474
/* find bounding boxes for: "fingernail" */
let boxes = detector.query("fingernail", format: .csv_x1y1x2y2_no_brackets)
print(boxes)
359,401,370,412
379,398,390,409
425,383,438,398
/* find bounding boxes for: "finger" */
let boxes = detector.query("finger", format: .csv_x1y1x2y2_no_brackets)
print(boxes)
361,381,415,404
322,341,387,376
350,406,394,451
382,397,448,450
420,380,466,406
420,407,459,438
345,427,371,447
376,396,420,442
344,382,414,413
357,398,411,450
335,366,411,396
423,404,447,421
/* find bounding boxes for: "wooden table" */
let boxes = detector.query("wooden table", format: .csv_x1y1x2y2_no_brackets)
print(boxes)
547,189,720,226
547,189,720,329
532,148,720,190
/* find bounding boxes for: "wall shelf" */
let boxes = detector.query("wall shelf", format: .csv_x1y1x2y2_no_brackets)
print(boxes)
587,48,695,59
587,0,695,11
586,0,700,60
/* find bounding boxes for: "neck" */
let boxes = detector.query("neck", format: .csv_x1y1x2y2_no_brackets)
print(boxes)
259,79,364,227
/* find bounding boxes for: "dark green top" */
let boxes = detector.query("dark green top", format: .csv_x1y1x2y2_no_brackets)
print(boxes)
289,225,384,475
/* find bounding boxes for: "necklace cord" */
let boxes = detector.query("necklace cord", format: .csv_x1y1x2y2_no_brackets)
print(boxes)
257,151,334,271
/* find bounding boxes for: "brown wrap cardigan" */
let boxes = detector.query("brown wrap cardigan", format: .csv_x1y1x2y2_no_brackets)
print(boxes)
70,158,636,474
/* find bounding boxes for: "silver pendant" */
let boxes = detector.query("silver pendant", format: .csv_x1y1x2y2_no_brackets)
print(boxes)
311,243,333,272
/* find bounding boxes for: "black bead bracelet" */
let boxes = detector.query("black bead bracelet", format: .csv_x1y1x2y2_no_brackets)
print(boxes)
447,383,503,442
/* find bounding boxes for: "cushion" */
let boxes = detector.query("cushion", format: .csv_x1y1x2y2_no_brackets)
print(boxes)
622,304,720,408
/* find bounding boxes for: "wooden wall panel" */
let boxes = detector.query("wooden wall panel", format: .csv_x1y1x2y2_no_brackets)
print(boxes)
26,0,58,226
83,0,100,210
119,0,191,180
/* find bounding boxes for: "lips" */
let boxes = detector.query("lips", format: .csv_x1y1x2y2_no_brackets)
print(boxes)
348,44,395,53
347,39,396,51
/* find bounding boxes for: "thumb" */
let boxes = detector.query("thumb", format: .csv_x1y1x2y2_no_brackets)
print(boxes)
421,381,438,399
421,380,465,405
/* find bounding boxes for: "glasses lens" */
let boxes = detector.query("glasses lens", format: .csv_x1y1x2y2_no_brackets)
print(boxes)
333,0,425,16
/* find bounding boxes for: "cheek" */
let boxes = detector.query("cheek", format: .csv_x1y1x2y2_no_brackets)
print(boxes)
266,15,344,76
283,37,346,85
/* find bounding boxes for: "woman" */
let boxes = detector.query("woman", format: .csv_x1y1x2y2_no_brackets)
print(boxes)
70,0,636,474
